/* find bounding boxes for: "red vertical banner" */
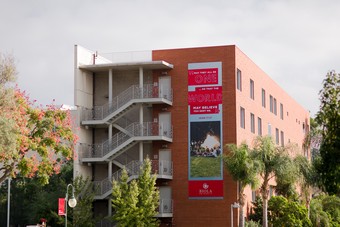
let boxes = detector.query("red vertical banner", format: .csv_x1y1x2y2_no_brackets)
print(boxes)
58,198,66,216
188,62,223,199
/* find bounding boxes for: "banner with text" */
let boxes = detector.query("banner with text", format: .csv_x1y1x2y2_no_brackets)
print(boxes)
58,198,65,216
188,62,223,199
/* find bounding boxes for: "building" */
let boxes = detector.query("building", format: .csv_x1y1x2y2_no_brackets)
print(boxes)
74,45,310,226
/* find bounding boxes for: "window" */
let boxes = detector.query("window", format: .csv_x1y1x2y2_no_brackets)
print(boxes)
250,113,255,133
252,191,256,202
258,117,262,135
269,186,274,197
240,107,245,129
274,98,277,115
268,123,272,136
237,69,242,91
262,89,266,108
276,128,279,144
250,79,254,100
280,131,284,147
280,103,284,120
269,95,273,113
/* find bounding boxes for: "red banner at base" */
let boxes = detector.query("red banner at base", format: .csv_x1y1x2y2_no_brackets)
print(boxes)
58,198,65,216
189,180,223,198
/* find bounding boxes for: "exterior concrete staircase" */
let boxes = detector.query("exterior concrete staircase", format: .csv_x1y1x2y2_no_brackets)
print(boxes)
93,160,173,200
80,122,172,163
82,84,172,125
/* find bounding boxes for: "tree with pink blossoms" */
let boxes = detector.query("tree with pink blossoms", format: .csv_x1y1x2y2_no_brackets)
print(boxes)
0,53,77,184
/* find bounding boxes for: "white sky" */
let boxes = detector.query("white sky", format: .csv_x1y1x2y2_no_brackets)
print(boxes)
1,0,339,117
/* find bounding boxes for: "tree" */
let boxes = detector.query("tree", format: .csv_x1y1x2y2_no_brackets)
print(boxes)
112,158,159,227
310,194,340,226
0,161,95,227
224,143,261,227
0,162,73,226
248,196,263,225
72,175,96,227
252,136,298,227
268,196,311,227
274,154,316,207
0,53,18,182
315,70,340,195
0,53,77,184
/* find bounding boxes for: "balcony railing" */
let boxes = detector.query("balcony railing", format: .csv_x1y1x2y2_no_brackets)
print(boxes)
158,199,173,216
93,160,173,197
93,178,112,197
82,84,173,121
96,199,172,226
79,122,173,160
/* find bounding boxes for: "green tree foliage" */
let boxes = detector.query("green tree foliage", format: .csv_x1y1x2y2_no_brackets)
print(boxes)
0,162,95,227
248,196,263,225
112,158,159,227
268,196,312,227
315,70,340,195
275,155,315,205
72,175,96,227
0,53,77,185
0,162,72,226
310,194,340,226
294,155,317,206
224,143,261,227
245,220,261,227
252,136,298,227
0,53,18,182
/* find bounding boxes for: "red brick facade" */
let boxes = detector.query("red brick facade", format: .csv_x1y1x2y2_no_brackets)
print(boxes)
152,45,309,227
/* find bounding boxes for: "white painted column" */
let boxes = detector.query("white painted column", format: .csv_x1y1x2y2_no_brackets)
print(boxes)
109,124,112,139
139,142,143,162
109,70,114,217
138,66,144,126
108,124,112,179
139,66,143,95
108,199,112,216
109,69,113,104
139,67,144,162
108,161,112,180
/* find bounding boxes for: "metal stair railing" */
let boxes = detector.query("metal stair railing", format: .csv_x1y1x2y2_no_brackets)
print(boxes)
114,116,134,129
93,160,173,197
80,122,173,160
80,122,139,159
93,178,112,197
111,160,173,182
158,199,173,214
82,84,173,121
114,152,136,166
82,84,139,121
93,160,143,197
112,160,143,182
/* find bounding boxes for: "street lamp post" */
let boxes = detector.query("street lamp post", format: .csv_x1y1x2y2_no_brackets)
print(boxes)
7,178,11,227
65,184,77,227
230,202,240,227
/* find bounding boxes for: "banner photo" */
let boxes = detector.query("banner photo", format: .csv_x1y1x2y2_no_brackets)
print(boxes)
188,62,223,199
58,198,66,216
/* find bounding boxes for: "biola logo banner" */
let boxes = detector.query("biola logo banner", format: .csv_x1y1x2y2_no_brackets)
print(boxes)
188,62,223,199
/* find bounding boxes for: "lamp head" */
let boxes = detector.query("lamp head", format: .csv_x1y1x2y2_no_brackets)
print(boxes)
68,196,77,208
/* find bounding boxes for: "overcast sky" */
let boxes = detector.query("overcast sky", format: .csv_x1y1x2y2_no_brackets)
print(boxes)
1,0,339,116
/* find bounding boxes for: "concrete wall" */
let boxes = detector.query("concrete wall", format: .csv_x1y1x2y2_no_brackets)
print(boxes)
74,45,112,180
